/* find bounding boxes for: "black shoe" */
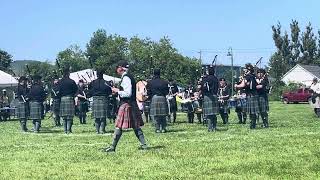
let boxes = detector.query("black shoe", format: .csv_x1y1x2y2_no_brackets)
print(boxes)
138,144,148,150
161,129,167,133
105,146,115,153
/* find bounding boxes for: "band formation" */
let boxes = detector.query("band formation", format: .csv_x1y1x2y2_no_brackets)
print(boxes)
15,61,270,152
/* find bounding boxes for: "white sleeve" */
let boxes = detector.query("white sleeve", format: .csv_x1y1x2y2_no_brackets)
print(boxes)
118,76,132,98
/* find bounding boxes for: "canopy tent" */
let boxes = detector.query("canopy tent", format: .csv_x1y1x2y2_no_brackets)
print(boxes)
70,69,121,84
0,70,18,87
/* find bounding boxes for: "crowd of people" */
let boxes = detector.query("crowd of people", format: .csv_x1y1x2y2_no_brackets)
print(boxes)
12,60,271,152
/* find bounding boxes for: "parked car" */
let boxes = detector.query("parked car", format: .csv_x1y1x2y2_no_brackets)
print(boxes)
281,88,312,104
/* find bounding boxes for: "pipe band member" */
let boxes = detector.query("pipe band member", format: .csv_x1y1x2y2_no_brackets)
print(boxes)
147,69,170,133
28,75,46,133
235,63,259,129
51,76,61,126
58,67,78,134
201,66,219,132
105,61,147,153
17,76,29,132
256,68,269,128
88,70,112,134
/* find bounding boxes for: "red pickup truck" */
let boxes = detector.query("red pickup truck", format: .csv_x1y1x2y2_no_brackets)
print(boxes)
281,88,312,104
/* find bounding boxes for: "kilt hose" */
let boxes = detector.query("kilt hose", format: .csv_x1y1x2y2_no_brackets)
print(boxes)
115,101,144,129
258,96,269,113
203,95,219,117
92,96,108,119
52,99,60,116
17,101,28,119
150,95,169,117
60,96,75,119
246,95,259,115
29,101,42,120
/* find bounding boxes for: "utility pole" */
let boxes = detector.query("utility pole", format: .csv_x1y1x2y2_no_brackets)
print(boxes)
227,47,234,96
198,50,202,65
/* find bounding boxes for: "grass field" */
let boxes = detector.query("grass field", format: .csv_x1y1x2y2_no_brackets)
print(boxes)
0,101,320,179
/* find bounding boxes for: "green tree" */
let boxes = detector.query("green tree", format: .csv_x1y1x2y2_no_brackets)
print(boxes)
290,20,301,65
86,29,127,75
57,45,90,72
0,49,13,73
299,22,317,65
25,61,55,84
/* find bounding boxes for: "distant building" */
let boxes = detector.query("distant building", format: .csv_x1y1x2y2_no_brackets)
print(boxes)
281,64,320,87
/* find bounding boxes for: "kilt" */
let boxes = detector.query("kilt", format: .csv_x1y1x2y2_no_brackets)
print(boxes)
150,95,169,117
258,96,269,113
219,101,229,114
115,101,144,129
29,101,42,120
203,95,218,116
60,96,75,119
17,101,28,119
246,95,259,115
92,96,107,119
52,99,60,115
143,100,151,113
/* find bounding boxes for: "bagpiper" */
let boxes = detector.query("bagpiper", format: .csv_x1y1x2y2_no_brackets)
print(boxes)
168,78,179,123
88,70,112,134
147,69,170,133
200,66,219,132
58,67,78,134
28,75,46,133
235,63,259,129
105,61,147,152
17,76,29,132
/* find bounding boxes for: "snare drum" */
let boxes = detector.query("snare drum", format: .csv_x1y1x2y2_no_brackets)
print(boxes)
228,99,237,108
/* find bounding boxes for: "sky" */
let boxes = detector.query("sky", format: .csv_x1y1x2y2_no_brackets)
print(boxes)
1,0,320,66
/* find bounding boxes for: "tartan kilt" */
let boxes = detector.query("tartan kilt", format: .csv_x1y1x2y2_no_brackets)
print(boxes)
219,101,229,114
150,95,169,117
52,99,60,115
203,95,218,116
115,101,144,129
258,96,269,113
29,101,42,120
92,96,107,119
246,95,259,114
60,96,75,119
17,101,28,119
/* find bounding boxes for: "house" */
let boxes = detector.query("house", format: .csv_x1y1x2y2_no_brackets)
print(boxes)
281,64,320,87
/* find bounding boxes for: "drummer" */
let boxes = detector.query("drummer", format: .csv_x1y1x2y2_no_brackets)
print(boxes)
235,76,247,124
218,78,231,124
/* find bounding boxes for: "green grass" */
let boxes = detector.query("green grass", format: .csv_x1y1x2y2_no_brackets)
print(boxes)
0,102,320,179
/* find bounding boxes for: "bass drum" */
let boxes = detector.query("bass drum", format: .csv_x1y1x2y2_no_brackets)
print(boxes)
136,80,148,102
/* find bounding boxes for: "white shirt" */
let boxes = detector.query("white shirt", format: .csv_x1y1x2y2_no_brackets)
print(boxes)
118,72,132,98
310,83,320,94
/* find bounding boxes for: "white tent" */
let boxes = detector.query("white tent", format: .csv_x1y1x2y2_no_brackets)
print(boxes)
0,70,18,87
70,69,121,84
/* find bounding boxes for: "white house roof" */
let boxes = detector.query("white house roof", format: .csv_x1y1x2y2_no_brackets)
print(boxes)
0,70,18,87
70,69,121,84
